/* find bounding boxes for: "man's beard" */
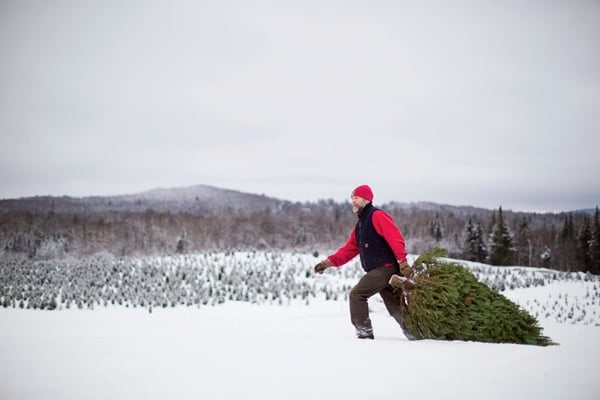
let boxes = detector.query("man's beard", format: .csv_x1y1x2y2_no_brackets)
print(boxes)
352,205,364,216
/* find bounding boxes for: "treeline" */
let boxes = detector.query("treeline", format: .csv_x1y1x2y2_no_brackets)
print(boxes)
454,206,600,273
386,204,600,273
1,198,599,273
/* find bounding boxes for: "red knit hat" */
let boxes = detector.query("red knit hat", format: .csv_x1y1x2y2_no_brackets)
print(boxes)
351,185,373,202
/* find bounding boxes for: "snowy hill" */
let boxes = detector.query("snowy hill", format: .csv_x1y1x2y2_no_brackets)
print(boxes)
0,184,283,214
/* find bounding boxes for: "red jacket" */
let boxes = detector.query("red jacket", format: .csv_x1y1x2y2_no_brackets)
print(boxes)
328,208,407,267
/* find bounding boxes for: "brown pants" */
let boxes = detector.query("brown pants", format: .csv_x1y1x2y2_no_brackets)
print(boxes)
349,266,404,338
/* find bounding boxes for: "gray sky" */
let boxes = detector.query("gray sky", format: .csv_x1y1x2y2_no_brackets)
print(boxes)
1,0,599,212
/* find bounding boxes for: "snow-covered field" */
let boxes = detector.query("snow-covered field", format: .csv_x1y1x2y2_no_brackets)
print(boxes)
1,253,599,400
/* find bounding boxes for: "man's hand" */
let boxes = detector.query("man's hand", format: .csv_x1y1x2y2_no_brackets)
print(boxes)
314,258,332,274
399,261,413,278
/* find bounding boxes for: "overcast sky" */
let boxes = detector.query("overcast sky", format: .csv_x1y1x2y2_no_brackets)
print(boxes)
1,0,599,212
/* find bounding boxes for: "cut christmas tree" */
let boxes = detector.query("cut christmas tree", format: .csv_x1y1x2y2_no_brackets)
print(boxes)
389,247,556,346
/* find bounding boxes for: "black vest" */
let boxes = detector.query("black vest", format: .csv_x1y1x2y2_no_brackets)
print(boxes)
355,204,397,272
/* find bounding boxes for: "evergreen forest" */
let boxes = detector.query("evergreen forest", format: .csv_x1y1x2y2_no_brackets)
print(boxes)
1,185,598,273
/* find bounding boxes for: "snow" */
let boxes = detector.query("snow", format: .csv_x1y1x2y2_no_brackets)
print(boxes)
0,294,598,399
1,252,599,400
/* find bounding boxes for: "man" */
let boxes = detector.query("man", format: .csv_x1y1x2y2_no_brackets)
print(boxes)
314,184,412,339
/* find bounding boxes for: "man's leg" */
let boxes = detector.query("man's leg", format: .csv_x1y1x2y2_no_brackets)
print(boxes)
349,267,397,338
380,285,413,339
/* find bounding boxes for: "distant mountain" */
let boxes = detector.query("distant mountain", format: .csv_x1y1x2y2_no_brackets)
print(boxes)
1,184,592,216
385,200,494,217
0,184,287,215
